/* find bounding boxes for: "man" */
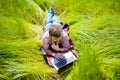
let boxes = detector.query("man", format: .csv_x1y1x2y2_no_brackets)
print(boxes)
42,24,70,60
42,8,78,63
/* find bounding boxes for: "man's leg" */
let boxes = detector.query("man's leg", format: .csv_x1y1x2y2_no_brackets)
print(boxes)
46,8,54,24
52,15,63,28
52,15,59,24
44,8,54,31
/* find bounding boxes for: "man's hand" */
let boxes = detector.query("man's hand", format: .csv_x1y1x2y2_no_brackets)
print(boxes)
51,43,60,51
54,53,64,60
71,50,79,58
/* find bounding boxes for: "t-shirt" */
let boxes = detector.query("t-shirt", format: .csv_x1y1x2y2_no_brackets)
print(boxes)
42,30,69,50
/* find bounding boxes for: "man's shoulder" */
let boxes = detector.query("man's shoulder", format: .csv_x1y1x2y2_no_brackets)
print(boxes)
42,30,49,39
62,30,68,37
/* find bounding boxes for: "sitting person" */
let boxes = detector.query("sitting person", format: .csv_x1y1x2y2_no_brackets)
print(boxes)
42,8,78,67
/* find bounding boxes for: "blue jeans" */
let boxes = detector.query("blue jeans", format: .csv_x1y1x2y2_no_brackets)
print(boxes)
44,8,60,31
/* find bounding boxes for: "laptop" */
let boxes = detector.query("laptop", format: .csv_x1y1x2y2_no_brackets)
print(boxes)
51,51,77,70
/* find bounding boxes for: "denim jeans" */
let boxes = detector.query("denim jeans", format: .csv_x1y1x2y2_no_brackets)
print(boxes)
44,8,60,31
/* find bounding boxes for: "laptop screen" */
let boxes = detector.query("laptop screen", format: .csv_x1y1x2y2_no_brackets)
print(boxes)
51,51,77,70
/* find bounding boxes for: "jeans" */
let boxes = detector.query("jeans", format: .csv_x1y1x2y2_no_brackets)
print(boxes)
44,8,60,31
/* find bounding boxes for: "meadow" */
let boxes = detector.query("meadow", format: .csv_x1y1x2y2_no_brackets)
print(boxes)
0,0,120,80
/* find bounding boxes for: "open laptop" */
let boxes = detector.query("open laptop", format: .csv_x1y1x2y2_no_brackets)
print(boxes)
51,51,77,70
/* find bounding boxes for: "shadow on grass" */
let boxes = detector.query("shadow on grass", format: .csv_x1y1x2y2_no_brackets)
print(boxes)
58,63,73,80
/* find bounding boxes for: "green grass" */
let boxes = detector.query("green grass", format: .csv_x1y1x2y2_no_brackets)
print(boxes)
0,0,120,80
0,0,56,80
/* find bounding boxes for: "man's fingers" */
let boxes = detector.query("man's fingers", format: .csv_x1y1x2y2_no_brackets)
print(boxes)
53,43,55,46
56,56,61,60
56,43,59,47
59,54,64,59
51,45,54,49
54,53,64,60
56,45,59,47
51,44,56,48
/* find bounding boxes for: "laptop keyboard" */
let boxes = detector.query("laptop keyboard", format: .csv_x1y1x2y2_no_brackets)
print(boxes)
55,56,76,68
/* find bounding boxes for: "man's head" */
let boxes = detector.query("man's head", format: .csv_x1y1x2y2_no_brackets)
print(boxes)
49,25,62,43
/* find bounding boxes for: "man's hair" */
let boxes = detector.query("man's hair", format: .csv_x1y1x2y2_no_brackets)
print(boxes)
49,25,62,37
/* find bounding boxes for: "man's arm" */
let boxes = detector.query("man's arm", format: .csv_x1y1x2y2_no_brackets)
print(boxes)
59,47,69,51
42,31,64,60
42,38,64,59
51,43,69,52
44,48,64,60
59,33,70,52
51,32,70,52
44,48,55,56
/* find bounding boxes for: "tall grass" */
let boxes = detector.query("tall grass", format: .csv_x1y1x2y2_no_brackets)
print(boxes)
61,0,120,79
49,0,119,80
0,0,120,80
0,0,57,80
67,29,120,80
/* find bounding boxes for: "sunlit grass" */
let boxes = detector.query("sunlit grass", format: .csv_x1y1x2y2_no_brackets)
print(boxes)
0,0,120,80
0,0,57,80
